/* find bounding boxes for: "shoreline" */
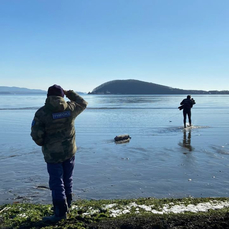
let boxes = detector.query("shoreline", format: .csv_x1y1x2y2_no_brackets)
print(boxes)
1,196,229,228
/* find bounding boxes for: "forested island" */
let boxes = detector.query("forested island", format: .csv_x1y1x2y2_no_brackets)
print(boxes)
1,80,229,95
89,79,229,95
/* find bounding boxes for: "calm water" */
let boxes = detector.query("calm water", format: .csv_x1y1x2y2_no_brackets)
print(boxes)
0,94,229,205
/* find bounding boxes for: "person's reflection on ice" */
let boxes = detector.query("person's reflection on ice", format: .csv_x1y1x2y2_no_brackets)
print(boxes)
179,129,193,152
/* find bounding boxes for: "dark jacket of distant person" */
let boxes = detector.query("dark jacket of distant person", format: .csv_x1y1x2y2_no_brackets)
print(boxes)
180,95,195,112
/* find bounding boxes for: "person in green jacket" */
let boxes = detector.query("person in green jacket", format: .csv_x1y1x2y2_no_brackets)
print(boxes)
31,84,87,222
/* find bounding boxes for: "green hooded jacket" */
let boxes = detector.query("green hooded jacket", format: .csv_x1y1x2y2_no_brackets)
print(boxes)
31,91,87,163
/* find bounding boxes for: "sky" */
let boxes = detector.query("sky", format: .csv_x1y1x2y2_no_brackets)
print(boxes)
0,0,228,93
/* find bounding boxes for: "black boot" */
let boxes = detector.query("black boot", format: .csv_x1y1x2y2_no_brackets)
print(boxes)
43,199,68,222
66,193,73,212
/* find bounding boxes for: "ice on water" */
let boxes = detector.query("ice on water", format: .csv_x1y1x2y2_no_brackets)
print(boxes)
0,94,229,204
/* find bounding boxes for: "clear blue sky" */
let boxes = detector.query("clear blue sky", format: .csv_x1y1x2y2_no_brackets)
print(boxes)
0,0,228,92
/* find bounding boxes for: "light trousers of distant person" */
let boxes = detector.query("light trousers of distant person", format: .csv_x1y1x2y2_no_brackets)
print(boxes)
47,156,75,201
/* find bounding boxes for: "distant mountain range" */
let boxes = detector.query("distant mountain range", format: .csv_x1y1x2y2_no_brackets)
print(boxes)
89,80,229,94
0,86,46,94
0,86,85,95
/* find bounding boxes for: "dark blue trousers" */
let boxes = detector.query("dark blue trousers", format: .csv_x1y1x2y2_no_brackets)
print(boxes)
47,156,75,201
183,109,191,125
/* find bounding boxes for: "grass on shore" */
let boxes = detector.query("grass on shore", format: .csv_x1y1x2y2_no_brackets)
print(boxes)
1,197,229,229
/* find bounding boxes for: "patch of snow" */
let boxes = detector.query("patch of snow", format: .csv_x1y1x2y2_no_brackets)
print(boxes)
110,209,123,217
138,204,152,211
103,203,117,209
71,205,79,210
18,213,28,218
106,200,229,217
75,200,229,218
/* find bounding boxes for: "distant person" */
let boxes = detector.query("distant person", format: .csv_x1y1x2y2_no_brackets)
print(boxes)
31,84,87,222
179,95,196,128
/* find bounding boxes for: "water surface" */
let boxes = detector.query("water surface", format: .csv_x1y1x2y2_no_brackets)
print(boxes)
0,94,229,205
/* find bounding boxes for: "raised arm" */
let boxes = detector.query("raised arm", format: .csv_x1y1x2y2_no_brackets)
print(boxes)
64,90,88,117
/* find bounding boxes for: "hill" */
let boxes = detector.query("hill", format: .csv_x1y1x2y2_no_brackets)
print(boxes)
89,79,229,94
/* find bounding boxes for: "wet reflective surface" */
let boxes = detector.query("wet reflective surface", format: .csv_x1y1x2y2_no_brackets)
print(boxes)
0,94,229,204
